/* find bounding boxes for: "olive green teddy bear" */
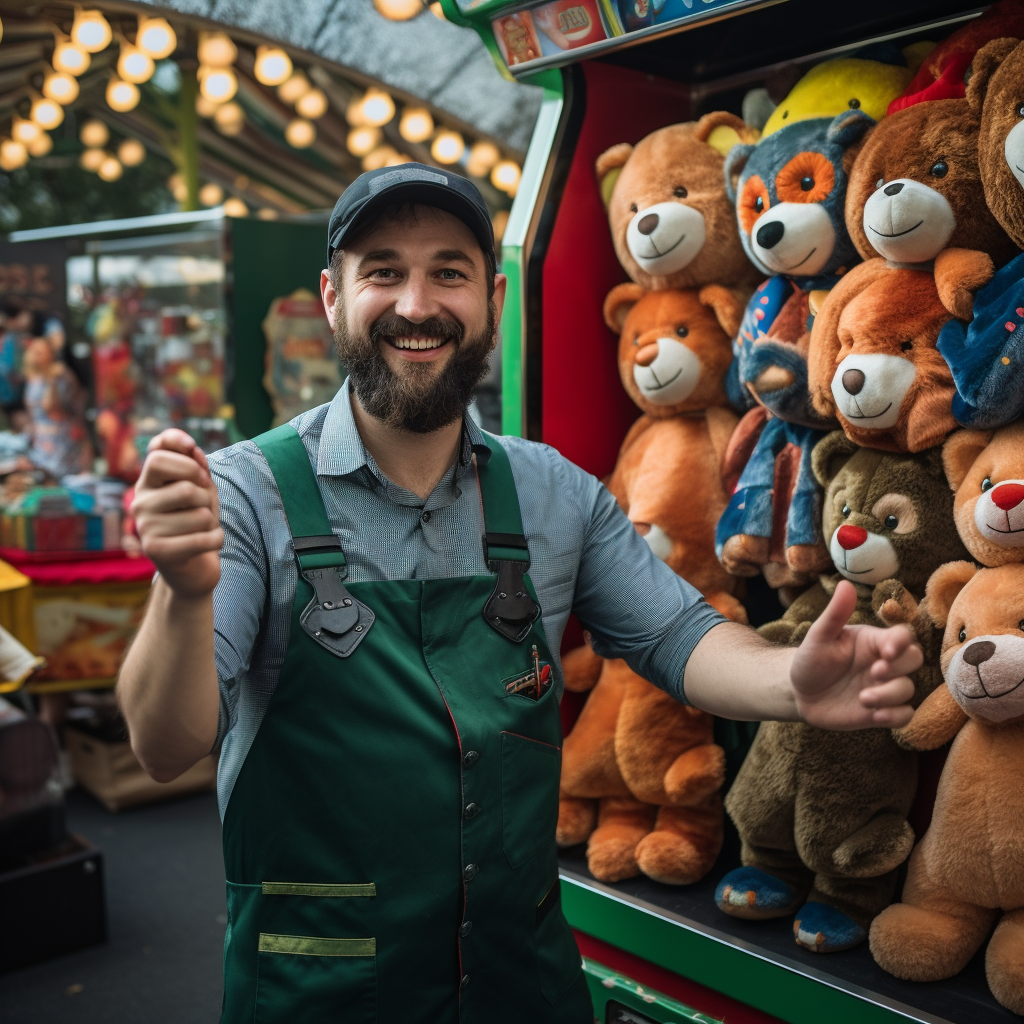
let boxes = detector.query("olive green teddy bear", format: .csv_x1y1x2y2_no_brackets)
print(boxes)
714,431,969,953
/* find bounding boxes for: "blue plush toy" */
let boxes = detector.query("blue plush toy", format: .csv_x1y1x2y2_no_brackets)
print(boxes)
716,110,874,588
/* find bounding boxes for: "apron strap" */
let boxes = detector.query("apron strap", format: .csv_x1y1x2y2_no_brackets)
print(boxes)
251,425,348,574
477,436,530,568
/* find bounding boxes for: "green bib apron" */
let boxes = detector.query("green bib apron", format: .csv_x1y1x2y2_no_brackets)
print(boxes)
220,425,592,1024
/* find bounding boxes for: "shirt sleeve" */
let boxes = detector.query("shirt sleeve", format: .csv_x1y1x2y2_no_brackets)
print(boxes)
209,451,270,745
567,457,727,704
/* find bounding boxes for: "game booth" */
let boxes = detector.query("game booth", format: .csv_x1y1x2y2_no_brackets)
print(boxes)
440,1,1024,1022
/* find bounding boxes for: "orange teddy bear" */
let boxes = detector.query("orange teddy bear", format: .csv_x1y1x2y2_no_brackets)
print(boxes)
557,284,746,885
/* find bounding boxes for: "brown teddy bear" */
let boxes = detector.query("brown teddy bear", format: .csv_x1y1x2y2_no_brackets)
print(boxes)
943,422,1024,566
844,93,1017,267
870,561,1024,1015
557,284,745,885
715,430,968,953
807,250,993,452
596,113,762,293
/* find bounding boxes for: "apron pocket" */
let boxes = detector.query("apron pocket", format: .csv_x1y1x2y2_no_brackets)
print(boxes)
255,934,376,1024
535,883,583,1004
501,731,560,869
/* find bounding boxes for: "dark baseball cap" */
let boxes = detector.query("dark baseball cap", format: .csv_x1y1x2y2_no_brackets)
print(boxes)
326,163,495,266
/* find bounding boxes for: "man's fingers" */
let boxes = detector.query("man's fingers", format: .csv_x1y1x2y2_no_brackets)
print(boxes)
877,623,916,661
133,480,213,516
138,450,211,490
870,705,915,729
147,428,198,455
804,578,857,644
860,676,915,710
137,509,219,538
869,644,924,681
141,528,224,564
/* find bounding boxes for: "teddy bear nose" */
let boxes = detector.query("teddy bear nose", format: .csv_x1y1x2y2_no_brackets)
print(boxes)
637,213,659,235
842,368,866,395
963,640,996,666
991,482,1024,511
635,342,660,367
883,182,904,196
836,524,867,549
755,220,785,250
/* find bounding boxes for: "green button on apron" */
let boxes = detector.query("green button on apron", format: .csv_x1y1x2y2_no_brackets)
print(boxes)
220,425,592,1024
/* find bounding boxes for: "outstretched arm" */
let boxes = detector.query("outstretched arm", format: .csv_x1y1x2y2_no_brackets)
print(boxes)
683,579,921,729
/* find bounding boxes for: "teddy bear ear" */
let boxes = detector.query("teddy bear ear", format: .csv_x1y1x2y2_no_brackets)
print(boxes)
698,285,746,339
925,560,979,628
603,283,646,334
811,430,860,488
595,143,633,209
723,143,756,203
942,428,994,490
693,111,761,155
825,108,875,149
965,37,1022,114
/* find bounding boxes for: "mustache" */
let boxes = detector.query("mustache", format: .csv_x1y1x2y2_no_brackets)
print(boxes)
370,313,465,346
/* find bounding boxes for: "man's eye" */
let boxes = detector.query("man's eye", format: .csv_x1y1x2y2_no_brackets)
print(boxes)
440,269,461,280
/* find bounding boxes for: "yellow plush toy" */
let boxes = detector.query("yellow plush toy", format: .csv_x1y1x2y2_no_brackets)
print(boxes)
761,46,926,138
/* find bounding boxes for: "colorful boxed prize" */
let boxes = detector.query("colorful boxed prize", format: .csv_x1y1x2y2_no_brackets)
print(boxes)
492,12,543,66
533,0,611,50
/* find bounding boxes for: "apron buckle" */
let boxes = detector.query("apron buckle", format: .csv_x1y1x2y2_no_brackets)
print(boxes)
299,567,375,657
483,560,540,643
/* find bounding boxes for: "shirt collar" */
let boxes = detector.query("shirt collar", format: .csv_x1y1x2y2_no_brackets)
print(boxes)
317,378,493,483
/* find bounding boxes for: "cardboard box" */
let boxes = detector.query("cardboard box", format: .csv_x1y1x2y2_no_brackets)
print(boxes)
65,726,216,812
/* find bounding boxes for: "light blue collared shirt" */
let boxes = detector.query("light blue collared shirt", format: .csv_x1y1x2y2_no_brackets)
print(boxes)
209,380,725,815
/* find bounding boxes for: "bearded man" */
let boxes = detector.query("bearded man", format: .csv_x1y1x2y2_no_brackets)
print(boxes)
119,165,924,1024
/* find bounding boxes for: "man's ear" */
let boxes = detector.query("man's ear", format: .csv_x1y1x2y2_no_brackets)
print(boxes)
320,268,339,331
811,430,860,488
942,428,993,490
925,561,978,628
698,285,745,339
603,283,645,334
490,273,508,348
595,143,633,209
966,37,1021,114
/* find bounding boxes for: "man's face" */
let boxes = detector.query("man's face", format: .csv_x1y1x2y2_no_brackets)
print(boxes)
321,205,506,434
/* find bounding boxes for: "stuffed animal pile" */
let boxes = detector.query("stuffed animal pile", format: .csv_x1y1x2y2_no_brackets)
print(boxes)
574,1,1024,1012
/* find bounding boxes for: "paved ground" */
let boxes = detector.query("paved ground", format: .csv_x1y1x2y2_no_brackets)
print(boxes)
0,789,225,1024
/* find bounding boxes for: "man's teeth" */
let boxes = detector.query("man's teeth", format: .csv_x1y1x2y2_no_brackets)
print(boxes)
393,337,445,350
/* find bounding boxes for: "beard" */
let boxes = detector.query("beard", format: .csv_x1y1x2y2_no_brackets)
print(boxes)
333,303,495,434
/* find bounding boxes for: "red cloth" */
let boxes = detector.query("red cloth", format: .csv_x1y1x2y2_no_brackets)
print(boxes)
0,548,155,586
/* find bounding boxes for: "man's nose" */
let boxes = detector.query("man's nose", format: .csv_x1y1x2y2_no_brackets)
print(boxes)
392,277,442,321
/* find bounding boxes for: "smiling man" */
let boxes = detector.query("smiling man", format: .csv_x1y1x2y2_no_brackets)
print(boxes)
119,164,924,1024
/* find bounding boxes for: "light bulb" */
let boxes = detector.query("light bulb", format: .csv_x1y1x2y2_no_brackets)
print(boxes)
431,129,464,165
466,140,500,177
11,118,41,146
31,97,64,130
399,107,433,143
214,102,245,136
373,0,424,19
137,17,176,60
284,118,315,148
118,138,146,166
168,174,187,202
107,76,140,112
118,43,154,84
347,125,381,157
254,46,292,87
295,88,328,120
53,39,90,76
360,88,395,127
257,208,278,220
43,70,79,104
492,209,510,243
362,146,397,172
0,138,28,171
79,118,109,148
223,197,249,217
98,155,123,181
199,66,237,103
199,182,224,206
385,152,411,167
28,132,53,158
195,94,219,118
277,72,310,105
197,31,236,68
346,98,368,127
491,159,521,195
80,147,105,171
71,10,112,53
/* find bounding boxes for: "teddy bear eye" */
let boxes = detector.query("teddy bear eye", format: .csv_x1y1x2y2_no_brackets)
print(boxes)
841,503,850,517
875,178,885,189
848,98,861,109
1019,619,1024,632
982,476,994,492
676,325,689,337
629,203,638,213
883,514,899,529
1017,102,1024,118
754,196,765,213
800,176,814,192
901,341,913,352
673,186,688,199
930,160,948,178
958,626,967,643
633,334,640,347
